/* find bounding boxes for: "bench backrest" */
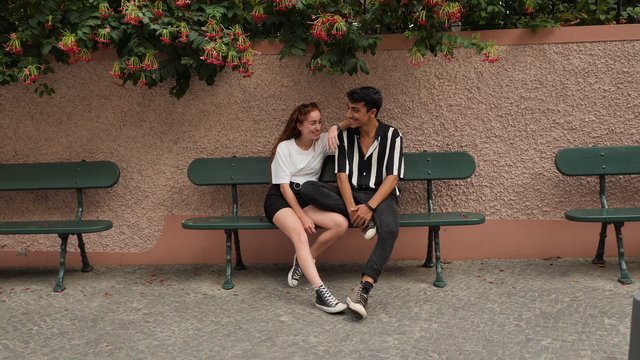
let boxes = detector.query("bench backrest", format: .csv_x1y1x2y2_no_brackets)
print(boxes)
0,161,120,191
555,146,640,176
188,157,271,185
319,152,476,182
189,152,477,216
188,152,477,185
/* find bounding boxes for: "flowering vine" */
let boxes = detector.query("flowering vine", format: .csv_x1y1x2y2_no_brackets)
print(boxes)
0,0,500,98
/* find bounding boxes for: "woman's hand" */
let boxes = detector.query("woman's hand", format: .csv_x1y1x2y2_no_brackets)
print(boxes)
299,213,316,234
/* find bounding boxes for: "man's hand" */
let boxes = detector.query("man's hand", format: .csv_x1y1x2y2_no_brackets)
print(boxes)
349,204,373,228
326,124,340,152
299,213,316,234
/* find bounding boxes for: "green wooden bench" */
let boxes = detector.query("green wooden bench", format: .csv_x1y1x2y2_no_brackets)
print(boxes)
183,152,485,290
0,161,120,292
556,145,640,284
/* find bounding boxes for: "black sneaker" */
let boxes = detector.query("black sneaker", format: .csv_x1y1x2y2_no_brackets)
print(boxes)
287,255,303,288
315,284,347,314
346,281,370,320
362,220,377,241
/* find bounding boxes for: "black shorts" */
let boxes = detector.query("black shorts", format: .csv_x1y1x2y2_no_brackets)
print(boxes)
264,183,311,223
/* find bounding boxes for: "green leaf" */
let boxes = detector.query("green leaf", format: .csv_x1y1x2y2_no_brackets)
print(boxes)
41,44,52,55
358,60,370,75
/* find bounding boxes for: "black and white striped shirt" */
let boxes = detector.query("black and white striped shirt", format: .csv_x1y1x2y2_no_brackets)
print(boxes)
335,120,404,195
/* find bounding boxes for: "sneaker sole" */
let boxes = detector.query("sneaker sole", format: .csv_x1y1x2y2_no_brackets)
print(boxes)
315,302,347,314
346,298,367,320
363,228,377,241
287,269,298,287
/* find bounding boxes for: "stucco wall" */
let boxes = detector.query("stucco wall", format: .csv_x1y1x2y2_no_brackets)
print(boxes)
1,34,639,253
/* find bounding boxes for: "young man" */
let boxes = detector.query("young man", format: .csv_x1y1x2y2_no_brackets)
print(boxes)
301,86,404,320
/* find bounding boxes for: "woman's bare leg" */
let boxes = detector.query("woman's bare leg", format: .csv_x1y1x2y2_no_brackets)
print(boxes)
273,208,322,287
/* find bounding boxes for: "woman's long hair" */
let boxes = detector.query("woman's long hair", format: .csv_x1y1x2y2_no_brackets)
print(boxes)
270,102,321,158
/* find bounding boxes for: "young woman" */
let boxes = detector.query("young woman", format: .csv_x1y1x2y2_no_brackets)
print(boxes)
263,102,348,314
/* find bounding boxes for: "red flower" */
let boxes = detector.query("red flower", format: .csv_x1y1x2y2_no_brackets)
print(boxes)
124,14,142,25
4,33,23,56
21,64,44,84
309,58,324,72
126,57,142,72
251,13,267,24
175,0,191,8
98,2,112,19
424,0,445,7
449,11,462,23
110,62,123,79
274,0,297,11
251,4,268,24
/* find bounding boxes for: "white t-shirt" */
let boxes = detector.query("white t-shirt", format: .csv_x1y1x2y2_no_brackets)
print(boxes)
271,133,333,184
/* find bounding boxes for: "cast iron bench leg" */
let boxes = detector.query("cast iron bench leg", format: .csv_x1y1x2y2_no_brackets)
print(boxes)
54,234,69,292
233,230,247,270
223,230,235,290
76,233,94,272
423,227,434,268
433,226,447,288
592,222,607,266
614,222,632,284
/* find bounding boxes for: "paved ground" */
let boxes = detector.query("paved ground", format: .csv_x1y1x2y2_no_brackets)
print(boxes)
1,257,639,359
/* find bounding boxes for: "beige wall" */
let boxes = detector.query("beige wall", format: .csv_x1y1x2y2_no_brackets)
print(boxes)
1,26,639,261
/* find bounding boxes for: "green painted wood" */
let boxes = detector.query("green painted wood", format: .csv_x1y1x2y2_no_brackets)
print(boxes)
182,216,277,230
0,220,113,235
187,157,271,185
319,152,476,182
403,152,476,180
564,208,640,222
183,212,485,230
399,212,486,226
0,161,120,191
319,155,337,182
555,146,640,176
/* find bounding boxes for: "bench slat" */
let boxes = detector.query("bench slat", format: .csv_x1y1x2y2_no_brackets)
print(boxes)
183,216,276,230
0,161,120,191
188,157,270,185
319,152,476,182
565,208,640,222
183,212,486,230
400,212,486,226
555,146,640,176
403,152,476,180
0,220,113,234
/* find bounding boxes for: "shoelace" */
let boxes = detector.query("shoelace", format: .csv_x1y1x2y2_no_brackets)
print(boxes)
318,286,340,307
354,284,367,305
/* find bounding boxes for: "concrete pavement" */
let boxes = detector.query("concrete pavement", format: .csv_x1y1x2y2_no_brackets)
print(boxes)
1,257,638,359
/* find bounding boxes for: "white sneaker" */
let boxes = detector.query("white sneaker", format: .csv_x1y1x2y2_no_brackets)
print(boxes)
362,220,377,241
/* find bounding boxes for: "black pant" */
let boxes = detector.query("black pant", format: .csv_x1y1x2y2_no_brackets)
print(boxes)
300,181,399,283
